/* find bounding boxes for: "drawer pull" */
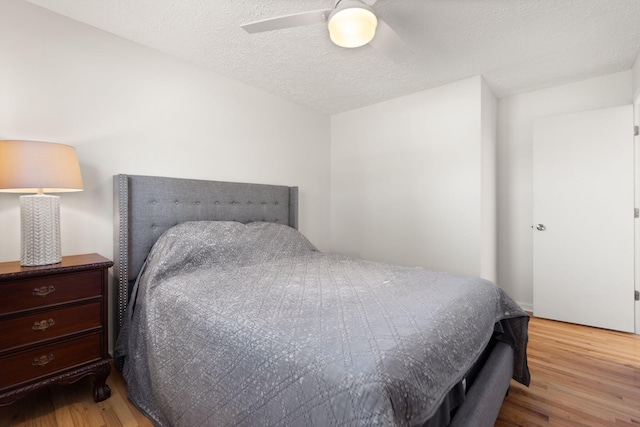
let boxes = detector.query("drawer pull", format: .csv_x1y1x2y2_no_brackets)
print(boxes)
32,285,55,297
32,354,55,367
32,319,55,331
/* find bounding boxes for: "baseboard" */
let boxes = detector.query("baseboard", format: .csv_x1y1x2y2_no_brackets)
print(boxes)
516,301,533,313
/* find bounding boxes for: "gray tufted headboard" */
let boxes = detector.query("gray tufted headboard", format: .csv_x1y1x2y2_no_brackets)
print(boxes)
113,174,299,348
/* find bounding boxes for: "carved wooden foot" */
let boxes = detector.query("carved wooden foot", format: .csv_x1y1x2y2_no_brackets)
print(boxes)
93,362,112,402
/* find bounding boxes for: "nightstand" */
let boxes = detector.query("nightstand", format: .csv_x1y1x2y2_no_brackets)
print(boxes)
0,253,113,406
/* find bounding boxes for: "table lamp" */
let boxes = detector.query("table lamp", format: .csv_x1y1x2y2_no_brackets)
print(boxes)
0,140,83,266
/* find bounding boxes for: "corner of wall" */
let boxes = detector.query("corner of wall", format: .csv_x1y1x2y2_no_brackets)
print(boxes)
480,78,498,282
633,52,640,103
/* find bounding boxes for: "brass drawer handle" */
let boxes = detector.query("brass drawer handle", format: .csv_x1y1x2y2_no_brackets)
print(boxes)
32,285,55,297
32,319,55,331
32,354,55,367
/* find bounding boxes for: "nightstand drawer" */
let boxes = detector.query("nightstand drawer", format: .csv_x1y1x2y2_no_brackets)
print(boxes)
0,270,102,315
0,302,101,352
0,333,102,390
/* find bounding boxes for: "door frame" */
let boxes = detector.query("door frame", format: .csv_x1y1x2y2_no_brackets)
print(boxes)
634,95,640,335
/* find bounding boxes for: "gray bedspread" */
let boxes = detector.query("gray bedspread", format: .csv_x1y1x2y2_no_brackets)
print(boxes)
122,221,529,427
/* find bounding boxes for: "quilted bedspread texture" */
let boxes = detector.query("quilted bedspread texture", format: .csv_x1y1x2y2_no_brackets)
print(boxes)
122,221,529,427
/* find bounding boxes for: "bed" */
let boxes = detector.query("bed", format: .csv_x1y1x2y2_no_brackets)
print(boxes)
113,174,529,427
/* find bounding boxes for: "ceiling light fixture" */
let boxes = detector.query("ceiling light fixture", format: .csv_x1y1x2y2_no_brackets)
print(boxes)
328,1,378,48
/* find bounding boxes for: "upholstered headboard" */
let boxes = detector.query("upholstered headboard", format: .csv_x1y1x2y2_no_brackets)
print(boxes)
113,174,299,347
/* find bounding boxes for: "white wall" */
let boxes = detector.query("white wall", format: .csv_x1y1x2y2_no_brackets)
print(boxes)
331,76,496,279
0,0,331,266
497,71,633,309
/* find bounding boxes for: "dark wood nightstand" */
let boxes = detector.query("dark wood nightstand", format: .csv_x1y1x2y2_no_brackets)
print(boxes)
0,253,113,406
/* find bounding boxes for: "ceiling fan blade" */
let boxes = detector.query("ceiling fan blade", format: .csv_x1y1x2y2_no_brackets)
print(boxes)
241,9,331,34
369,18,413,63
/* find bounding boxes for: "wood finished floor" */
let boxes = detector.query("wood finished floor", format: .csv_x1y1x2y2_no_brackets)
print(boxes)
1,315,639,426
497,316,640,426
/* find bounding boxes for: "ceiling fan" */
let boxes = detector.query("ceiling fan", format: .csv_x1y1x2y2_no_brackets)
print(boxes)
241,0,412,62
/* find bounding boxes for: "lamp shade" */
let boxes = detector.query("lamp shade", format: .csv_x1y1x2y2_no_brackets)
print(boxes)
328,2,378,48
0,140,83,193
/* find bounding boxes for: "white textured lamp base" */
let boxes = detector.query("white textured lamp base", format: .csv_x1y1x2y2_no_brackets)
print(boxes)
20,194,62,266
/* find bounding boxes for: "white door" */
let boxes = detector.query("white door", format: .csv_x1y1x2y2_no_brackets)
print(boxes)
533,105,635,333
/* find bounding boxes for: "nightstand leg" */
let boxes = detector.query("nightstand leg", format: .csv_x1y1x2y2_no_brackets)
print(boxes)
93,362,112,402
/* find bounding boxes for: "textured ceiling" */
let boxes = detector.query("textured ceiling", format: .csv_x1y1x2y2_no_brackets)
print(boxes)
23,0,640,115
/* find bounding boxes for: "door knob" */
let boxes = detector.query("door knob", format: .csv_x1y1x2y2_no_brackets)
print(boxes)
536,224,546,231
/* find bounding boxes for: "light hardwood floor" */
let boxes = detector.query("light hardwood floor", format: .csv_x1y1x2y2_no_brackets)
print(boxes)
497,316,640,426
0,364,152,427
1,316,639,426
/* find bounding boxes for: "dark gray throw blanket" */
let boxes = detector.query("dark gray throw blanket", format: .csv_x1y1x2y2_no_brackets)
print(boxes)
123,221,529,427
